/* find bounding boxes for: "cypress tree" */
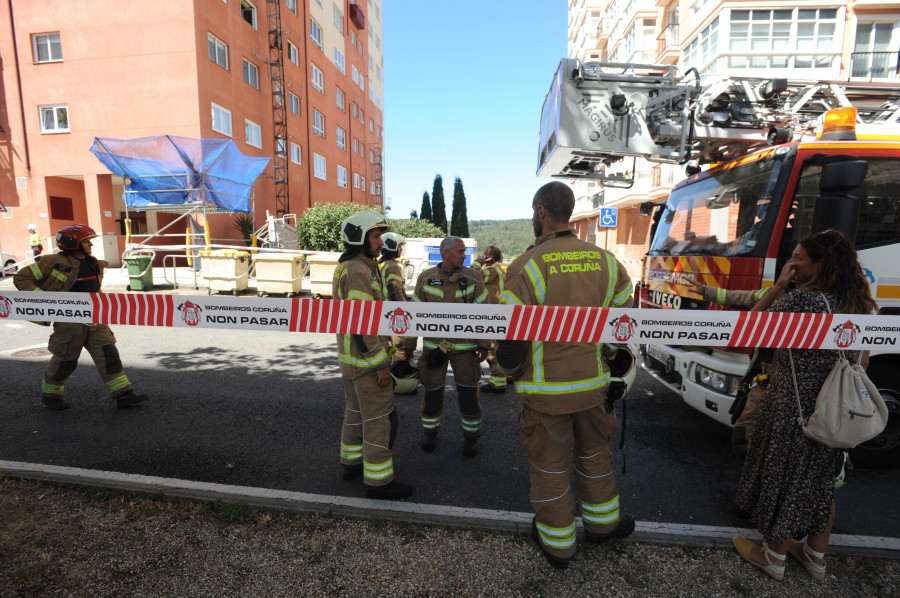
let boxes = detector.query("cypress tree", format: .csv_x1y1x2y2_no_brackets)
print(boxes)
431,175,448,234
420,191,432,222
450,177,469,237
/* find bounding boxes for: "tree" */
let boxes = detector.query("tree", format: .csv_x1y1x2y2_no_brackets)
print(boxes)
420,192,432,222
431,175,448,234
450,177,469,237
409,209,418,219
388,217,444,238
296,202,378,251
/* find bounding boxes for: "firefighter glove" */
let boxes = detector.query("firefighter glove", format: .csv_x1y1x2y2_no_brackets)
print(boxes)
426,340,452,368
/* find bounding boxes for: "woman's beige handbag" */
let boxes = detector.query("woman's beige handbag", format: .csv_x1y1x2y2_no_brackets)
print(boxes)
788,295,888,449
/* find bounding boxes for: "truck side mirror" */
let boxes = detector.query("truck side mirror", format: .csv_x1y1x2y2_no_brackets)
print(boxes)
812,160,868,242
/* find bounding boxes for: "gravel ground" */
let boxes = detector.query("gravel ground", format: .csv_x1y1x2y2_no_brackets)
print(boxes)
1,475,898,598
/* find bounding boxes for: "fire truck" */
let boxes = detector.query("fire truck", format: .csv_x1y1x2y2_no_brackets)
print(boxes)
537,58,900,467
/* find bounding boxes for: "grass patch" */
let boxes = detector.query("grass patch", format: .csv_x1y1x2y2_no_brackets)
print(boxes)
366,517,386,533
202,501,257,527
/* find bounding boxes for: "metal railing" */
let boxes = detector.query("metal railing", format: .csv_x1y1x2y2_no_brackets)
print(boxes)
849,51,900,80
656,23,679,56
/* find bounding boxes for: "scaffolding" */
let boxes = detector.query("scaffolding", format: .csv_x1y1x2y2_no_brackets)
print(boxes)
266,0,290,218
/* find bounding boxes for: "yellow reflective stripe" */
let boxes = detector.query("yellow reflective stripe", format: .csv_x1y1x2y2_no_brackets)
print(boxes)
42,381,64,395
488,375,506,386
603,253,616,306
341,443,363,461
346,290,373,301
422,415,441,429
515,373,611,395
50,270,68,283
501,289,523,306
337,347,388,368
473,289,487,304
460,417,481,432
524,260,546,305
535,520,576,549
450,342,476,351
533,341,544,382
29,263,44,280
611,280,633,306
423,285,443,299
752,288,768,302
716,288,727,305
423,340,439,349
581,495,620,525
105,375,130,394
364,458,394,481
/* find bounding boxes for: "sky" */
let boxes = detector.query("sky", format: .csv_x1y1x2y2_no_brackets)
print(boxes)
381,1,567,222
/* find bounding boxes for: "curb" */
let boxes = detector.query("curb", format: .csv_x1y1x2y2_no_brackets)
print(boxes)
2,460,898,558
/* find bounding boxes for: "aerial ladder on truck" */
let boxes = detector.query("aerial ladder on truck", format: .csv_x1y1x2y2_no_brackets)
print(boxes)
537,58,900,187
537,58,900,468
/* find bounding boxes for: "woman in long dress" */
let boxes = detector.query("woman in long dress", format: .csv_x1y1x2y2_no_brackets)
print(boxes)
733,230,878,581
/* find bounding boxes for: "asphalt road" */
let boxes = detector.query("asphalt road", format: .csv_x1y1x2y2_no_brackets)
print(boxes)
1,317,898,539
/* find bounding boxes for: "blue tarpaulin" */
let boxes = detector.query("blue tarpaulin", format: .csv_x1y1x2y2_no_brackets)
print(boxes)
90,136,270,214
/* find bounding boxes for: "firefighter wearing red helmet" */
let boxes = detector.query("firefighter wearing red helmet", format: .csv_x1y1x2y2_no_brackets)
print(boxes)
333,211,412,500
13,224,147,410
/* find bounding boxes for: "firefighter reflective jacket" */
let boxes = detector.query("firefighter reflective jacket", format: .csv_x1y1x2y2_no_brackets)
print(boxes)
410,263,490,353
482,262,506,305
14,253,108,292
333,251,392,378
379,258,407,302
501,230,633,415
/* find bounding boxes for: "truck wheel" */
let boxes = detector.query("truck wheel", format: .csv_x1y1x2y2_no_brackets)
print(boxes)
849,361,900,469
2,259,15,277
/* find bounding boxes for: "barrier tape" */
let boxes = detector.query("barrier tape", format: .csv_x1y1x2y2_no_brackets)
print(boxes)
0,290,898,351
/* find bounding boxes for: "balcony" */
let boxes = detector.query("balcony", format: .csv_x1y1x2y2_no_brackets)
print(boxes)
849,51,900,81
656,23,679,64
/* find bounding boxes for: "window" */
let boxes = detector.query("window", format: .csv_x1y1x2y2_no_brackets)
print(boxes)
311,63,324,93
351,103,358,118
240,0,257,28
361,176,366,189
288,92,300,115
208,33,228,69
314,153,327,180
353,138,359,154
376,65,381,81
358,73,364,91
369,149,374,163
334,47,345,74
211,103,232,136
334,5,343,33
49,196,74,220
288,41,299,66
351,65,359,84
351,32,357,47
285,0,297,15
242,59,259,88
728,9,837,71
312,109,325,137
277,138,286,158
245,119,262,148
369,118,374,132
376,125,381,138
683,16,718,71
39,104,68,133
336,126,346,150
853,22,898,79
335,86,345,111
290,142,302,164
353,173,360,188
310,19,323,49
337,165,348,188
375,34,380,51
375,96,382,110
32,33,62,62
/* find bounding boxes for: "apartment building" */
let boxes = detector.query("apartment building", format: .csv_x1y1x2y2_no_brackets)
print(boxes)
0,0,384,266
566,0,900,278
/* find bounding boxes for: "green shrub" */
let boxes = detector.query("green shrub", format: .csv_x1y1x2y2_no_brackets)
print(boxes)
296,202,446,251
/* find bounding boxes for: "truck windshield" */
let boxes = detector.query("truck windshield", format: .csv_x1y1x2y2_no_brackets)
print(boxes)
649,155,784,257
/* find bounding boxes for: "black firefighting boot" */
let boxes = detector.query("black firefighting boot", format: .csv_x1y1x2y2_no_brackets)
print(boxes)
365,479,413,500
463,435,479,458
341,464,363,480
421,387,443,452
458,384,482,458
116,389,148,409
42,395,70,411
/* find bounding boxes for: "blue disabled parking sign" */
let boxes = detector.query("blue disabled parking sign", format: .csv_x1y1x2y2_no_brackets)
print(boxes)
599,207,618,228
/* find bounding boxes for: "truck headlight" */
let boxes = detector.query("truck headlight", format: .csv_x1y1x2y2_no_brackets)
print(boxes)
694,365,739,396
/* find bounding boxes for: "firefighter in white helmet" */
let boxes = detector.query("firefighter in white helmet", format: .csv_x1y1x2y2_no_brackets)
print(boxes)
410,236,490,457
496,182,635,569
379,232,419,395
333,211,412,500
13,224,147,410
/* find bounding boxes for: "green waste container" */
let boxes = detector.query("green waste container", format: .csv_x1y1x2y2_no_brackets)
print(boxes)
124,251,154,292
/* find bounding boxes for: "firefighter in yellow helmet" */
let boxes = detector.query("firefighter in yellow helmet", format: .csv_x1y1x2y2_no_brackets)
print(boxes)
333,211,412,500
13,224,147,410
379,231,419,394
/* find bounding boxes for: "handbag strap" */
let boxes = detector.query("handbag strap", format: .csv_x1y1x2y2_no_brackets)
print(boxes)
787,349,807,427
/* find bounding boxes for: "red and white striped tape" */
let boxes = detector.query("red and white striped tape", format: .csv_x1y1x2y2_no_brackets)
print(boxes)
0,290,897,351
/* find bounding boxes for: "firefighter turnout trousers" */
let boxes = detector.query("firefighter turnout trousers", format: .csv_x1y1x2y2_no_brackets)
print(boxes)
417,349,482,439
340,369,399,487
42,323,133,399
520,404,622,560
486,341,507,390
